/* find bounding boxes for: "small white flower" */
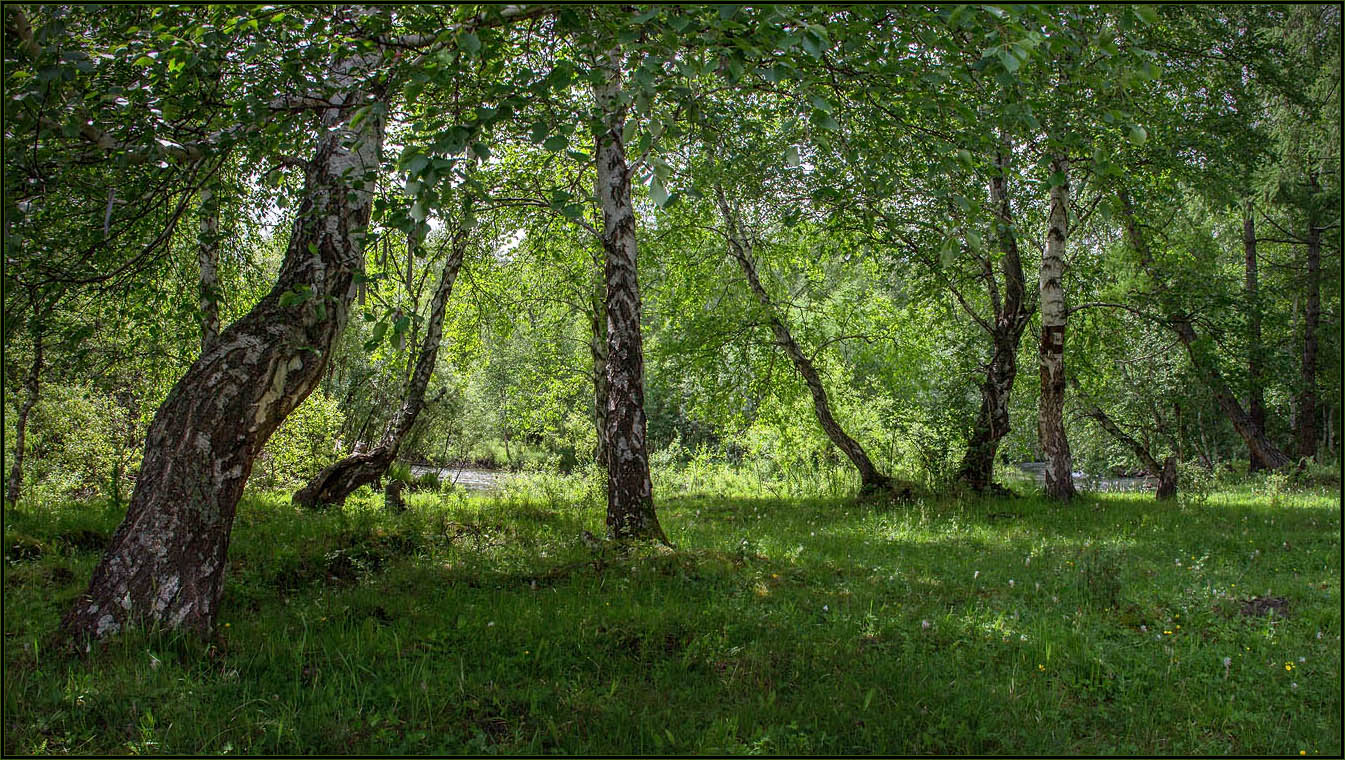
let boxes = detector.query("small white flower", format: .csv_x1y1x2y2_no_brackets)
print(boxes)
1008,579,1015,587
1298,656,1306,663
973,570,980,579
823,605,829,612
921,619,931,630
1291,682,1298,689
487,621,495,627
1140,625,1147,632
1317,631,1323,640
1222,657,1232,667
1020,634,1028,642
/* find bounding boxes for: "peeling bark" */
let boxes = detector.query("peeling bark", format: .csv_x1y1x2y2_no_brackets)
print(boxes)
956,145,1033,493
1296,219,1321,461
293,229,468,509
1038,156,1076,500
61,44,388,643
1118,189,1292,470
714,185,894,494
593,47,666,542
1244,202,1267,471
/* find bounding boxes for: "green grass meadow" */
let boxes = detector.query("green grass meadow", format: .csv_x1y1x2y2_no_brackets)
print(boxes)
3,479,1340,755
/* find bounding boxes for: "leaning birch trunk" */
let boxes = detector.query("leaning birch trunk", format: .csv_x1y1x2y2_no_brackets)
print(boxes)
292,229,468,509
956,144,1034,493
593,46,666,542
1038,156,1076,500
60,48,386,643
1117,189,1292,470
714,185,900,496
6,320,42,505
1296,219,1321,461
1072,380,1176,500
1243,201,1267,471
198,185,222,355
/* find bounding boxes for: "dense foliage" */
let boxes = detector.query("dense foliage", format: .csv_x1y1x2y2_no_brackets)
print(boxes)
1,3,1340,753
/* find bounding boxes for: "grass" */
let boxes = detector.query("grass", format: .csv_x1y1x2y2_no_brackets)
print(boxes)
3,476,1340,755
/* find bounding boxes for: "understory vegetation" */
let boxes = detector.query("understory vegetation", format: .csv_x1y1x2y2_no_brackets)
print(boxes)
5,471,1339,755
2,4,1340,755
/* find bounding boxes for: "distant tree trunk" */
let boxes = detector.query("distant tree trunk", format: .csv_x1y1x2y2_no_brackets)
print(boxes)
957,144,1033,493
198,185,221,355
593,47,666,542
1118,189,1292,470
588,258,611,469
1073,380,1176,500
60,45,387,643
714,184,895,495
293,229,468,509
1243,202,1268,471
6,319,42,505
1296,218,1321,461
1038,156,1076,500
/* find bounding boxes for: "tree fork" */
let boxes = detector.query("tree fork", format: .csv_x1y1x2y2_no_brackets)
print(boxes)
293,229,469,509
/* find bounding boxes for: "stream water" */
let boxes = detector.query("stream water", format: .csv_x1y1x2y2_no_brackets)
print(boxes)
1012,461,1152,493
408,465,506,491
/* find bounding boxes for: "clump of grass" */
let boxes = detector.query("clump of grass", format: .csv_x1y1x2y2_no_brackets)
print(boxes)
3,483,1340,755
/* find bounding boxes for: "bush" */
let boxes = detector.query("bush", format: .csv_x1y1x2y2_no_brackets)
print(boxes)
251,390,345,491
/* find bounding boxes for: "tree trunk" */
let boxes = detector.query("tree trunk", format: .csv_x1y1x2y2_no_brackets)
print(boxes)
293,229,468,509
1118,189,1292,470
714,185,895,494
60,47,387,643
593,47,666,542
198,185,221,355
6,321,42,505
1038,156,1076,500
1296,221,1320,461
1074,380,1176,500
956,144,1033,493
1244,201,1268,471
589,258,611,469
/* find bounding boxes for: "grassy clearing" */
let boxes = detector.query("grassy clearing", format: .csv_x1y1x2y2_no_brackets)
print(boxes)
3,479,1340,755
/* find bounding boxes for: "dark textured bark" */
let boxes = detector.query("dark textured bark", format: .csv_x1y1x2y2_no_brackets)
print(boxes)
293,229,467,509
6,323,42,505
956,145,1033,493
60,47,387,643
589,268,611,469
1038,156,1076,500
594,47,666,542
1296,221,1321,461
1244,202,1268,471
1118,189,1292,470
714,185,893,494
198,186,221,355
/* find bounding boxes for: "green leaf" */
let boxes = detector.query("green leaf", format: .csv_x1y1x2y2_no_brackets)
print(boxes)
278,285,314,308
785,145,801,168
1127,124,1148,145
542,135,568,152
459,32,481,54
956,149,974,168
998,49,1020,73
1134,5,1158,24
649,175,669,208
622,119,637,145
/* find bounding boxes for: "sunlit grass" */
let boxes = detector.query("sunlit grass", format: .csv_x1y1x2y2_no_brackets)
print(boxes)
3,476,1340,754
